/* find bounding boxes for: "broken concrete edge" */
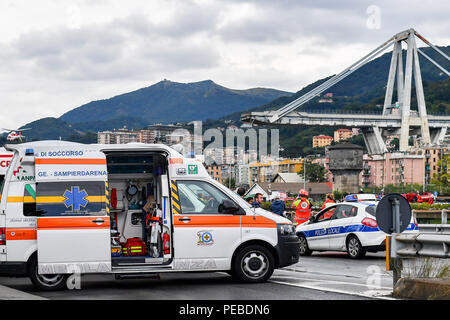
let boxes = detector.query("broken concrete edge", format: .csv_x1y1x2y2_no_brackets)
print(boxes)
0,284,47,300
394,277,450,300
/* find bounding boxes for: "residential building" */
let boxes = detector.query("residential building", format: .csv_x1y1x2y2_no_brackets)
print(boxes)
204,148,224,165
249,159,304,184
98,127,138,144
246,182,332,201
206,163,223,183
235,164,250,187
272,172,304,184
97,124,182,145
411,147,449,187
312,135,333,148
97,131,116,144
138,129,156,144
362,153,425,188
148,124,183,144
334,128,353,142
223,146,236,165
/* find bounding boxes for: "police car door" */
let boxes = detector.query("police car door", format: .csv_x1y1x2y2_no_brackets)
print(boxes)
327,204,359,250
303,206,335,250
171,179,242,271
34,147,111,275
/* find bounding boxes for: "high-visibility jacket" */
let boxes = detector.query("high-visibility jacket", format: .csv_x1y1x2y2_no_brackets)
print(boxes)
322,200,336,218
291,197,311,225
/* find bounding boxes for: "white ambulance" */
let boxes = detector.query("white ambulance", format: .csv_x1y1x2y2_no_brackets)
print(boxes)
0,141,299,290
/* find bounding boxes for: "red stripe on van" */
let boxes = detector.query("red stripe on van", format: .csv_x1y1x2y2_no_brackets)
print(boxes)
174,215,241,227
173,215,276,228
37,217,110,229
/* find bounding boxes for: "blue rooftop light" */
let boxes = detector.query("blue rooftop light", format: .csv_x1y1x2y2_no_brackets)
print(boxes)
345,194,358,202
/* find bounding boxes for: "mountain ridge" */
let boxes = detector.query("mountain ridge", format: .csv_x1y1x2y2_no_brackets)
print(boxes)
59,79,293,124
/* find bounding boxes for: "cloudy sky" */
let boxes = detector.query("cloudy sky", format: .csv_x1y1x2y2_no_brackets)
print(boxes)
0,0,449,129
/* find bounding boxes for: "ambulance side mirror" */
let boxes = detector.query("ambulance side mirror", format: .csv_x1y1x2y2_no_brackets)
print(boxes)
218,199,240,214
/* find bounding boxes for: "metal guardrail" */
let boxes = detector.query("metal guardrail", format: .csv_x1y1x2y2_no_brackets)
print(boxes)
392,232,450,258
391,210,450,259
417,224,450,234
414,209,448,225
389,209,449,288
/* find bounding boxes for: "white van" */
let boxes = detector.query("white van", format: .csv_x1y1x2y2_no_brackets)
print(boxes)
0,141,299,290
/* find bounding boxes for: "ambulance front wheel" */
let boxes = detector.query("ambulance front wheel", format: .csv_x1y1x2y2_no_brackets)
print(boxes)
233,245,274,283
28,256,68,291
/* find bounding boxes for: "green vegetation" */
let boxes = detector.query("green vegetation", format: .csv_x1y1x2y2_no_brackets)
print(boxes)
60,80,291,124
410,203,450,210
222,178,236,190
431,154,450,193
297,160,328,183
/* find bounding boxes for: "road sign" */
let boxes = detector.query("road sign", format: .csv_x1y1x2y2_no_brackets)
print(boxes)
376,193,411,234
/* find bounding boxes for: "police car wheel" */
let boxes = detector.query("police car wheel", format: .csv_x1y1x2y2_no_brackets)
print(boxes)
346,235,366,259
298,234,312,256
28,257,68,291
233,245,274,283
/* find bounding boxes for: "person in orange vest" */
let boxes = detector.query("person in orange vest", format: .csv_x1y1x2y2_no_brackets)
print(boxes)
291,189,311,225
321,193,336,219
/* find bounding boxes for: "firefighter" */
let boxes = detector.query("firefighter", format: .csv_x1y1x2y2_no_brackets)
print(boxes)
291,189,311,226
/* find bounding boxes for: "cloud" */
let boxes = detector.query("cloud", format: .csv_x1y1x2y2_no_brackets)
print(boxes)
0,0,448,129
0,12,221,82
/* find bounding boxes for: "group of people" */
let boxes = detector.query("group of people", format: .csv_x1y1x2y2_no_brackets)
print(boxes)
236,187,337,226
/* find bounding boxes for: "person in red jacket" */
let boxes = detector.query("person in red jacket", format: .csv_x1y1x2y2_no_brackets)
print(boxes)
322,193,336,219
291,189,311,226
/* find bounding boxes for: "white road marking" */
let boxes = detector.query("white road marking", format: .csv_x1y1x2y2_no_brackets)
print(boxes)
275,269,392,290
269,280,396,300
273,273,392,290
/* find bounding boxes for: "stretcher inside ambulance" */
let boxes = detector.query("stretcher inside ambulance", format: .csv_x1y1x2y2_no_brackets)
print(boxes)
0,141,299,291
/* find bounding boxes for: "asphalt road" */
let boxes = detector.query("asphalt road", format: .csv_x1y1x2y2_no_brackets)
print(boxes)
0,251,394,300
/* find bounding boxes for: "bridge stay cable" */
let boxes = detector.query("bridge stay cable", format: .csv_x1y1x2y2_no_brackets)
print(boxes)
270,37,395,123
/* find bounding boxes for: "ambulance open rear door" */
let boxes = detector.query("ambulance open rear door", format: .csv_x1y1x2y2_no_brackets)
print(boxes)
34,147,111,275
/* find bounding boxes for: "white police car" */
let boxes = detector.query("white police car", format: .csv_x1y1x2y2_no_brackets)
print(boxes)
296,195,418,259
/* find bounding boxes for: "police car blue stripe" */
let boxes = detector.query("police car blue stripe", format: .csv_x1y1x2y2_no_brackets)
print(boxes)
300,222,418,238
301,224,379,238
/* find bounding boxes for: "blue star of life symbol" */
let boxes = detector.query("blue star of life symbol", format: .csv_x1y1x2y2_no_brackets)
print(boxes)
63,186,89,211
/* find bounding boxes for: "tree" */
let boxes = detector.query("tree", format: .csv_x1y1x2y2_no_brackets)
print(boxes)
223,178,236,190
298,160,328,183
431,154,450,194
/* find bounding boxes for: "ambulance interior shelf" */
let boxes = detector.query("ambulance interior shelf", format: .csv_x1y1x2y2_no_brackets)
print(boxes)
106,152,171,262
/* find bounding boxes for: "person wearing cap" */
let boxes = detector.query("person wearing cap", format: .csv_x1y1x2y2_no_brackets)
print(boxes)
291,189,311,225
